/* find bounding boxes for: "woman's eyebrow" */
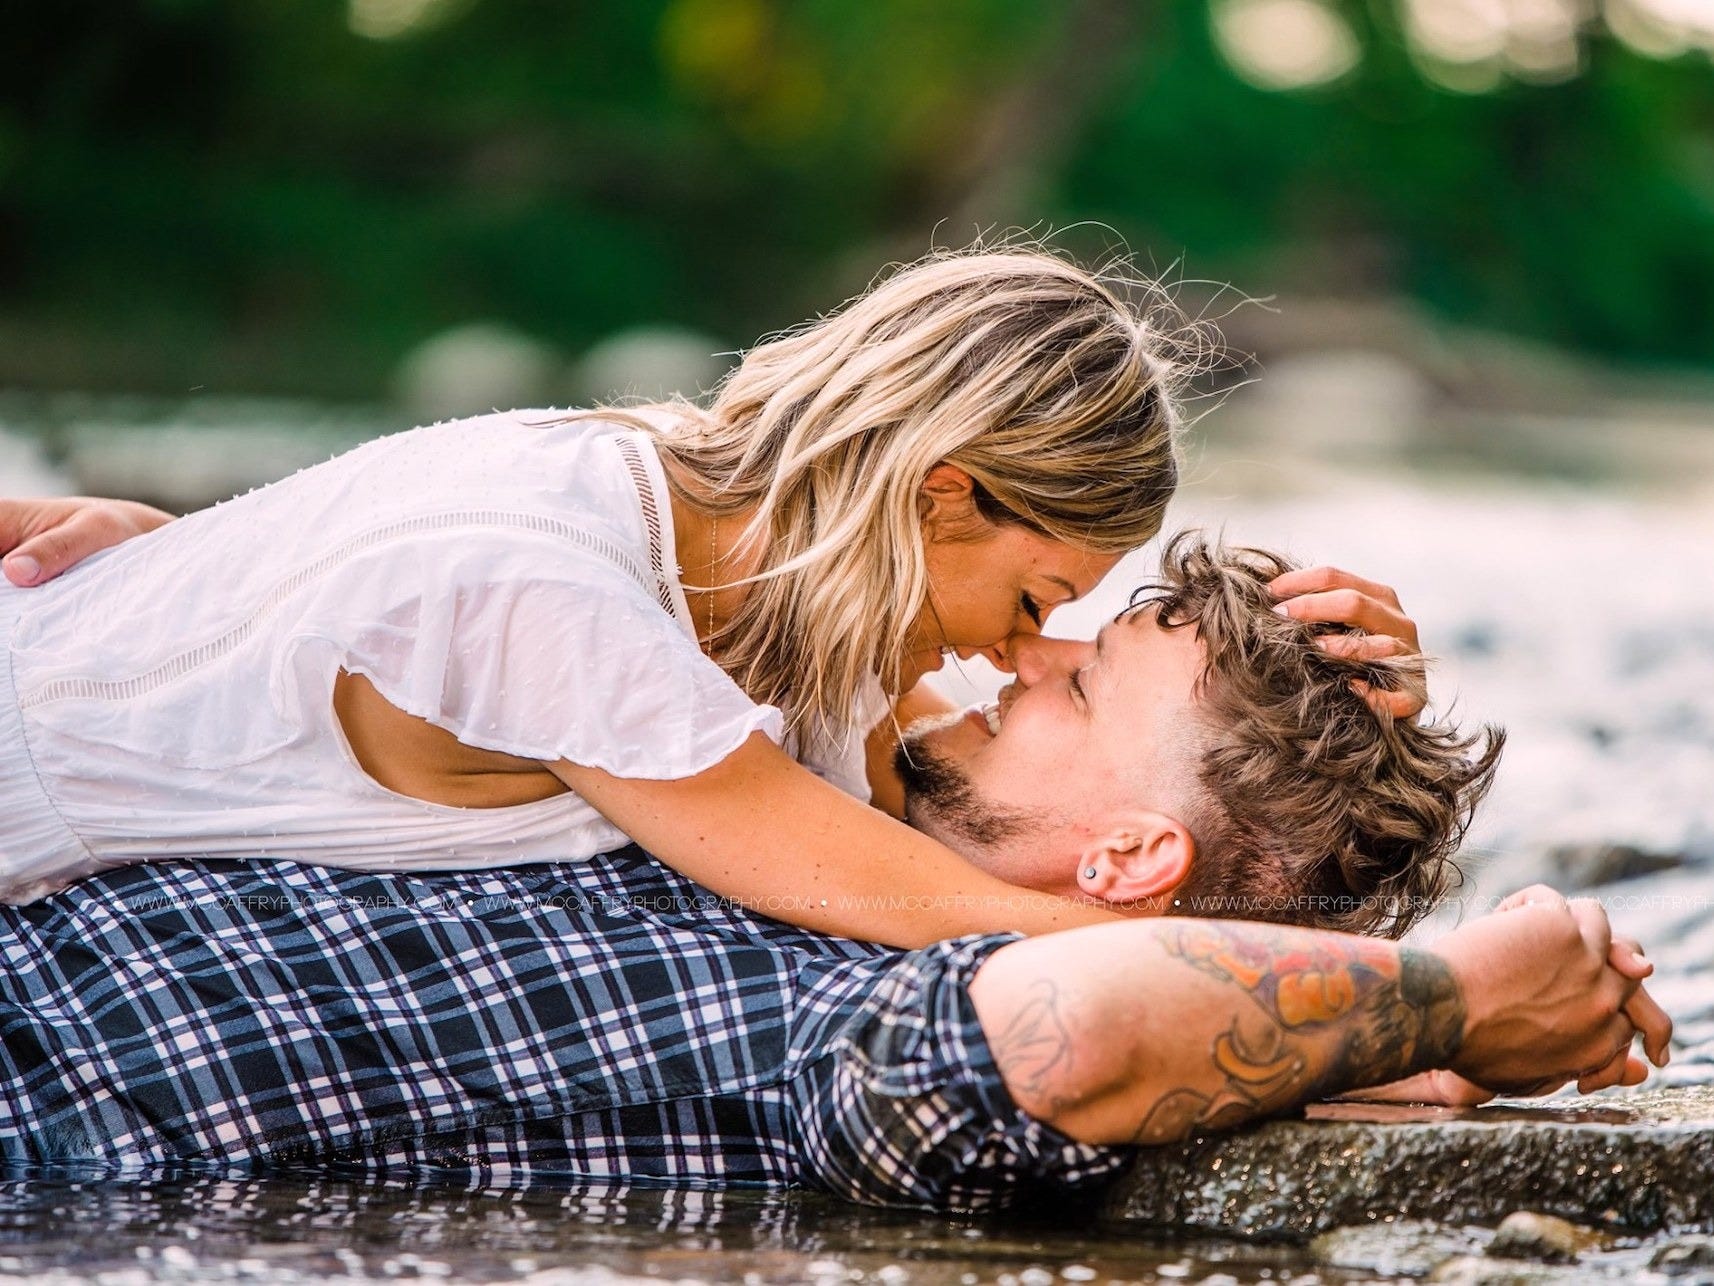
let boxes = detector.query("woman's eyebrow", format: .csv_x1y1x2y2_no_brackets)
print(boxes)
1043,574,1080,600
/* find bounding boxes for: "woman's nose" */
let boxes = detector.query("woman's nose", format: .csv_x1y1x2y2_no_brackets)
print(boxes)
981,640,1011,670
951,642,1014,670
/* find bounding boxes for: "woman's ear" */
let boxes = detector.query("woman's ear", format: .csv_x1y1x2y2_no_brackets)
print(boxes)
918,463,982,535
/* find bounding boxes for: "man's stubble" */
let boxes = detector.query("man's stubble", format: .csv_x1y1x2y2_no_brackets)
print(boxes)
895,723,1045,853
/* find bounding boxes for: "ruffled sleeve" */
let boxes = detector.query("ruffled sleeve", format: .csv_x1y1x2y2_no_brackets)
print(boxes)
279,529,784,781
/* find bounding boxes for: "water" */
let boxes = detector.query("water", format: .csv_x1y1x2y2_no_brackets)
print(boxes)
1,394,1711,1281
0,1175,1362,1284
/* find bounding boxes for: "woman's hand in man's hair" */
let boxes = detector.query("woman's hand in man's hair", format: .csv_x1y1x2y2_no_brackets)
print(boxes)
0,496,176,586
1268,564,1427,719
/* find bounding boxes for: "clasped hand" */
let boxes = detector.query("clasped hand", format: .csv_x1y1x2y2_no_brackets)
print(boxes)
1440,883,1671,1100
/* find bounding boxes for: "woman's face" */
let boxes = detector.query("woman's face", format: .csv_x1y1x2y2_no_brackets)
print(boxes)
899,466,1127,693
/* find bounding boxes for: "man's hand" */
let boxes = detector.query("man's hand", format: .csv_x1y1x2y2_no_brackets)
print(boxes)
1484,889,1670,1094
1268,565,1425,719
1605,933,1672,1082
1338,1068,1497,1108
1361,910,1668,1103
1438,884,1670,1096
0,497,175,586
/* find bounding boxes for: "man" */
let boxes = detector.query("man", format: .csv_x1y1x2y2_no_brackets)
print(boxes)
0,535,1669,1210
0,849,1668,1209
887,534,1501,938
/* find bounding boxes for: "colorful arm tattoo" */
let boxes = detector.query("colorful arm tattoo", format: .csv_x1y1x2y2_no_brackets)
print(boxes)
1127,922,1466,1144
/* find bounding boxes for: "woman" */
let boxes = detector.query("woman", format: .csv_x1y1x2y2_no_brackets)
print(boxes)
0,246,1417,942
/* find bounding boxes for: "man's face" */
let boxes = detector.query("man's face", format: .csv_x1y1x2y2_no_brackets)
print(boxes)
899,604,1208,900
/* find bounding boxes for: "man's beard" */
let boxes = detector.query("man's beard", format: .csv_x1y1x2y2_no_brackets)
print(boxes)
895,726,1040,851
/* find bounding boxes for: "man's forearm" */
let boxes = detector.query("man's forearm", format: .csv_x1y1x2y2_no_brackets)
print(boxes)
967,919,1466,1146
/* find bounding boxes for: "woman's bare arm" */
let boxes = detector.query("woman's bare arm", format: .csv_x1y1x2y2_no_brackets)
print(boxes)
556,732,1118,948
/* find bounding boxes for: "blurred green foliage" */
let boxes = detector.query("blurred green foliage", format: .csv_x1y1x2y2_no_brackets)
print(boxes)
1,0,1710,397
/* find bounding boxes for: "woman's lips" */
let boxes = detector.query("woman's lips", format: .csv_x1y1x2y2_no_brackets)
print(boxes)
909,648,949,675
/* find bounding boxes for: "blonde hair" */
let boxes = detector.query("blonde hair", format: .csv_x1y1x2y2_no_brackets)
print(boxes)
601,244,1191,742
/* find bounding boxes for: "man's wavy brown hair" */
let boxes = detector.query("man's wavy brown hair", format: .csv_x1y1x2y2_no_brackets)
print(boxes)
1143,534,1504,939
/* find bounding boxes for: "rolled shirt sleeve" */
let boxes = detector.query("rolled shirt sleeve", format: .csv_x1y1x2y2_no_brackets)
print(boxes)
787,934,1130,1211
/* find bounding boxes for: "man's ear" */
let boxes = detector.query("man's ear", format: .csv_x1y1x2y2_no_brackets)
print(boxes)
918,463,981,533
1075,812,1195,912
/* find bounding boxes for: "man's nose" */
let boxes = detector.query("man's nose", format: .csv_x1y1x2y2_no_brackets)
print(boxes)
1005,633,1093,687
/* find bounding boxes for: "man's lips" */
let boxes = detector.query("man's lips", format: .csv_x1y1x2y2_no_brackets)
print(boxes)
961,702,1005,739
962,707,994,739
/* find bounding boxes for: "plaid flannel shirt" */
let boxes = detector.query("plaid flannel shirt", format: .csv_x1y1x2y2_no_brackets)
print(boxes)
0,849,1126,1210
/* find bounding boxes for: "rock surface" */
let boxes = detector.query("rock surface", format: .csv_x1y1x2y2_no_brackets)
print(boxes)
568,325,732,405
1103,1087,1714,1239
1485,1210,1603,1261
1652,1234,1714,1274
1309,1219,1486,1276
394,322,561,423
1546,841,1686,888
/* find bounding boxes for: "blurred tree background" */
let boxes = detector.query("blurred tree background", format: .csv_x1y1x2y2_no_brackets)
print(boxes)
2,0,1711,401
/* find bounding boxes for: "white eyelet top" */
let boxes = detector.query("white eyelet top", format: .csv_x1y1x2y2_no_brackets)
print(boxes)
1,410,882,903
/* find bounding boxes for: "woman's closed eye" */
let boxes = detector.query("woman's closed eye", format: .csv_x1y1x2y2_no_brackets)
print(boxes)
1020,592,1044,628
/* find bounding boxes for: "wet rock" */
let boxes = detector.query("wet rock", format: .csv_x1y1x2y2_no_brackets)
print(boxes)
1652,1235,1714,1275
1547,842,1685,888
1215,347,1437,460
395,322,561,422
62,406,383,511
1429,1255,1563,1285
1452,623,1501,658
1310,1219,1481,1276
568,326,731,405
1486,1211,1600,1262
1102,1087,1714,1239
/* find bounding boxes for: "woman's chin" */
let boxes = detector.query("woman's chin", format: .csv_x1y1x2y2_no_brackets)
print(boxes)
895,647,948,691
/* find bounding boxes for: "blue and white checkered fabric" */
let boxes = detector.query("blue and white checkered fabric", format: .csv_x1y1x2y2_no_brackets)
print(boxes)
0,849,1126,1210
